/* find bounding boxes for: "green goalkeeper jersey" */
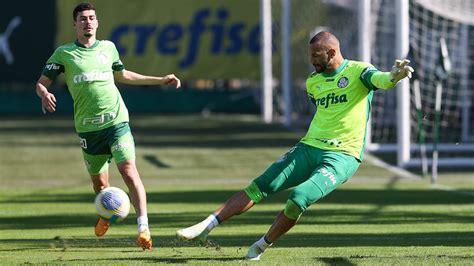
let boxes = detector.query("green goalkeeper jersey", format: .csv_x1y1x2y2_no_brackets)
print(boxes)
301,59,392,161
42,40,127,133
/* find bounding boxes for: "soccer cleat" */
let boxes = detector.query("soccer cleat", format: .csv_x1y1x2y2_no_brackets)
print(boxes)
95,217,110,237
245,243,266,261
137,230,152,250
176,223,209,244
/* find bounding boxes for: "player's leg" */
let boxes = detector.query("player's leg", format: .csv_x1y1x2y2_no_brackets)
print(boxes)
176,190,254,243
177,143,317,243
90,170,109,193
80,128,116,237
116,159,151,250
82,151,113,237
246,150,360,260
111,126,152,250
90,170,112,237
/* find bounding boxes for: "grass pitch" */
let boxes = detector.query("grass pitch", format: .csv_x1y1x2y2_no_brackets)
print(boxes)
0,114,473,265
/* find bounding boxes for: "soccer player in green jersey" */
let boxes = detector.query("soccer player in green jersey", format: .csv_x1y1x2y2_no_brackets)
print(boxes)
35,3,181,251
176,31,414,260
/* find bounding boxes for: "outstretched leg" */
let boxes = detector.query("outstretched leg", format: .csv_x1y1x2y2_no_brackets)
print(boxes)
176,190,255,242
215,190,255,221
177,143,316,244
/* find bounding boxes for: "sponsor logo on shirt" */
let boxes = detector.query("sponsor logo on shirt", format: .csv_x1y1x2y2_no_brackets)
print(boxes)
313,93,348,108
73,70,113,83
45,63,61,70
82,112,117,125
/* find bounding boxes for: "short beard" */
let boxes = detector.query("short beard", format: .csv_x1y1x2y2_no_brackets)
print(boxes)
84,32,93,37
314,63,327,73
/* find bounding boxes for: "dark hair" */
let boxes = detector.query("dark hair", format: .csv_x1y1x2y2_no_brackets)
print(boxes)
73,3,96,21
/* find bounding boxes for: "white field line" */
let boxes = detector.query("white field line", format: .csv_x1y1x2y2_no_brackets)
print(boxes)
365,153,473,197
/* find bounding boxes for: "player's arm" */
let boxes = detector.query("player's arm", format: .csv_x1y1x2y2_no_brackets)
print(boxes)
361,59,414,90
114,70,181,89
36,75,57,114
38,54,64,114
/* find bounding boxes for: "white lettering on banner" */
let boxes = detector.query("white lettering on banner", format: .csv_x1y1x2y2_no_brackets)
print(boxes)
0,16,22,65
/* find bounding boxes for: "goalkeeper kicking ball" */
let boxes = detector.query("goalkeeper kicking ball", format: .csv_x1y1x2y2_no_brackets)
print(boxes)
95,187,130,223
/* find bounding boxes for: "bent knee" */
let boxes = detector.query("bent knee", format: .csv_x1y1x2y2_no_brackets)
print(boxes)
283,200,304,220
286,184,325,218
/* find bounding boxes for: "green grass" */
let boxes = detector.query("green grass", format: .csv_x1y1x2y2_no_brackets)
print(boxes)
0,114,473,265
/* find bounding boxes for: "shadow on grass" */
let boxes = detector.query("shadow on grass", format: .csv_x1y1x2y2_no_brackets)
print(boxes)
1,204,473,230
318,257,356,266
64,257,244,264
1,231,473,250
3,188,473,205
2,187,473,230
0,115,300,148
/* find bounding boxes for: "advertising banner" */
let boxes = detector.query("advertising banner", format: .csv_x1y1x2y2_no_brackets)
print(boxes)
57,0,266,79
0,1,56,82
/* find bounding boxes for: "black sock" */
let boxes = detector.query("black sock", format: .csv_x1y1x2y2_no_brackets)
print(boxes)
214,214,222,224
263,236,272,244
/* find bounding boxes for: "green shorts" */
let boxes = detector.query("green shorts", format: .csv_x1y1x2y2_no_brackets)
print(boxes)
253,142,360,211
78,122,135,175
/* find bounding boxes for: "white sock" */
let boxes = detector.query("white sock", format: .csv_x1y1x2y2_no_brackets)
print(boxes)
255,236,272,251
202,214,219,231
137,216,149,233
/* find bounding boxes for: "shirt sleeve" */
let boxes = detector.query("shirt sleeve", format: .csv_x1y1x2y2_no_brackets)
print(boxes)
360,65,396,91
111,43,125,71
41,49,64,80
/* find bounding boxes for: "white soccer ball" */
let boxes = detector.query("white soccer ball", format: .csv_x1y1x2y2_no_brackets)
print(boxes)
95,187,130,223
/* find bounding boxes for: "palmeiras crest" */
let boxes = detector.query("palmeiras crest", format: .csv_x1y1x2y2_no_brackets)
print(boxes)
337,76,349,88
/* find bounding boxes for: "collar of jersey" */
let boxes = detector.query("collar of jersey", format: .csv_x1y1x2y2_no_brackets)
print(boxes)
75,40,99,49
321,59,348,77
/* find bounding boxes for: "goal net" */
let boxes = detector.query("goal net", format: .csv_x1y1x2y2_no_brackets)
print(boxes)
368,0,474,168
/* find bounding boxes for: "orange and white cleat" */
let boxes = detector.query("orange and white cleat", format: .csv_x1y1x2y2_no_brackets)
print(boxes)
95,217,110,237
137,230,152,250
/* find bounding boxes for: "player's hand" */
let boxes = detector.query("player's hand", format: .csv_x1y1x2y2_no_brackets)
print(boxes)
390,59,414,83
41,92,57,114
163,74,181,89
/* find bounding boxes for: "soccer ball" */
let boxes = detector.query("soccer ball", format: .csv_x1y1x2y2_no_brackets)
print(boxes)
95,187,130,223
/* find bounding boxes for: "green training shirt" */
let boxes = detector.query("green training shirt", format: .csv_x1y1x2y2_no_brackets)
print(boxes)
42,40,128,133
301,59,395,161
